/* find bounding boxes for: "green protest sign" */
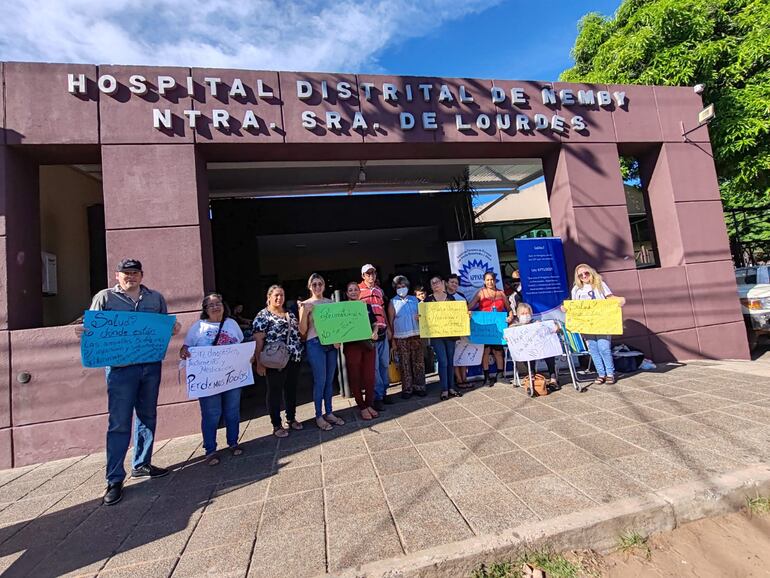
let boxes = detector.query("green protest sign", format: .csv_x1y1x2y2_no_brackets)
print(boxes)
313,301,373,345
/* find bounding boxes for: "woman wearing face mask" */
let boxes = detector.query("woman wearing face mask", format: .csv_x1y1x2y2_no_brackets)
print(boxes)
468,272,514,386
567,264,626,385
514,302,559,390
387,275,425,399
299,273,344,431
343,282,380,420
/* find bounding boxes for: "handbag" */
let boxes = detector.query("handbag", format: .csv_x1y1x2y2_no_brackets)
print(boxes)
521,373,548,396
259,313,292,370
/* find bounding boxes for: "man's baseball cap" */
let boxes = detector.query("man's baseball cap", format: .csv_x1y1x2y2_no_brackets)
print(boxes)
117,258,143,272
361,264,376,275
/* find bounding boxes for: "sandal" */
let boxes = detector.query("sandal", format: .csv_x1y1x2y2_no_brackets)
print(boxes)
229,445,244,457
440,392,449,401
206,453,220,466
325,413,345,426
457,381,475,390
273,427,289,438
367,406,379,418
593,377,606,385
448,389,463,398
289,420,304,431
605,375,616,385
360,407,373,420
316,417,333,431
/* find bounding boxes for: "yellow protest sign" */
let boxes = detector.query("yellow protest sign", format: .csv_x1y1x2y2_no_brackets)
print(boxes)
564,299,623,335
418,301,471,338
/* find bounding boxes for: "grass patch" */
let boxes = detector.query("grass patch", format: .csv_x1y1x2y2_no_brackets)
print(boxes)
472,549,583,578
617,529,651,560
746,495,770,516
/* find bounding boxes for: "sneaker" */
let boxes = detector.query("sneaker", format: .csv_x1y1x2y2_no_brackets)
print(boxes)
130,464,170,479
103,482,123,506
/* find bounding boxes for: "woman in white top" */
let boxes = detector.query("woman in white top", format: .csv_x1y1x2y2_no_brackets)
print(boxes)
180,293,245,465
299,273,345,431
569,264,626,385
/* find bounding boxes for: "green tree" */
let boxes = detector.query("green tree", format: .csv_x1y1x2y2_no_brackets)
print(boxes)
561,0,770,242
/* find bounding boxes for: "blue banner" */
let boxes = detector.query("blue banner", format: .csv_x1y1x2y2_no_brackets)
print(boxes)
469,311,508,345
81,310,177,368
514,237,569,317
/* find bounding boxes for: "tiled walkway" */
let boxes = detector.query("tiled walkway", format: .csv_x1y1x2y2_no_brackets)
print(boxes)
1,362,770,577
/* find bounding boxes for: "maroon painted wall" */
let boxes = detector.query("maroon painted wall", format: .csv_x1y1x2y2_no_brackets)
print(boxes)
0,62,748,467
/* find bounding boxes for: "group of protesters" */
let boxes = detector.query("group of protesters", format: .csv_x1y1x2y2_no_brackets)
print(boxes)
79,257,623,506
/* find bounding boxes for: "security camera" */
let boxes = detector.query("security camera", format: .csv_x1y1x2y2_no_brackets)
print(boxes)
693,84,705,94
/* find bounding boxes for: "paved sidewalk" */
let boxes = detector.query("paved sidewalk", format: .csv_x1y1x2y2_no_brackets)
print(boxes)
1,362,770,577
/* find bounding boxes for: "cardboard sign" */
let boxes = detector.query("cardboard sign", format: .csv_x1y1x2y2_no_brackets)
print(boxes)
470,311,508,345
504,321,563,362
186,341,256,399
564,299,623,335
453,339,485,366
418,301,470,338
81,310,176,368
312,301,373,345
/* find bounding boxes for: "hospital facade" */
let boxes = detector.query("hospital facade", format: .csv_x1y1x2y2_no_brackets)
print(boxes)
0,61,748,467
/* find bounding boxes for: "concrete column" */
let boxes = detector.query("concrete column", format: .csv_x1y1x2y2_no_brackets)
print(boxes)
0,146,41,468
101,144,214,313
638,142,748,360
543,143,648,349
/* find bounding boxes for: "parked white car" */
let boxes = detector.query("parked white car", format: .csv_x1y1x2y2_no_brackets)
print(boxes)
736,265,770,351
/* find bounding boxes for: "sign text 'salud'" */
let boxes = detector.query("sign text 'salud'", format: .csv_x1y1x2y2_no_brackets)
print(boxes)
67,72,627,136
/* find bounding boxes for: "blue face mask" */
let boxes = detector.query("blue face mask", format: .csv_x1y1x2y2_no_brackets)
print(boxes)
396,287,408,297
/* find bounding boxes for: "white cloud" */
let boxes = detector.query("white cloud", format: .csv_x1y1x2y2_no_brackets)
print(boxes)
0,0,501,72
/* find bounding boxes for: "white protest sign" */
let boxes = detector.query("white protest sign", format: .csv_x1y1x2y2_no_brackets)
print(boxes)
453,338,485,366
504,321,562,362
186,341,256,399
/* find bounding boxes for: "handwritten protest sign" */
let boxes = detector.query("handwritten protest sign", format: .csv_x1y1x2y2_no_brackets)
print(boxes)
564,299,623,335
81,310,176,368
504,321,562,362
313,301,373,345
418,301,470,338
470,311,508,345
453,339,485,366
186,341,256,399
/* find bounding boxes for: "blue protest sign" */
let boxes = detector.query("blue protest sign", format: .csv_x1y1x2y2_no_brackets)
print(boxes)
469,311,508,345
81,310,177,368
515,237,569,317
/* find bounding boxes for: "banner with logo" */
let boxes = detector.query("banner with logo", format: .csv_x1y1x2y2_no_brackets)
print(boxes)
514,237,569,319
447,240,503,301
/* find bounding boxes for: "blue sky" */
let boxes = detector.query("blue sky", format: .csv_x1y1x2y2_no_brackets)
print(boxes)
1,1,622,83
377,1,623,81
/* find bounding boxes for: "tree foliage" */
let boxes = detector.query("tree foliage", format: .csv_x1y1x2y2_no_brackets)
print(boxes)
561,0,770,241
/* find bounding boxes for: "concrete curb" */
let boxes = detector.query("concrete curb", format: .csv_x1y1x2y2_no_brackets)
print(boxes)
328,464,770,578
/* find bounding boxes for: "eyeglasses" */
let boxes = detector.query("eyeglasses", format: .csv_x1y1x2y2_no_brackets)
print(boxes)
578,271,592,278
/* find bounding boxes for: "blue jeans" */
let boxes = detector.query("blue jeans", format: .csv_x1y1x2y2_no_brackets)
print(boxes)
374,338,390,401
198,387,242,455
432,339,456,392
105,362,162,484
587,336,614,377
306,337,338,418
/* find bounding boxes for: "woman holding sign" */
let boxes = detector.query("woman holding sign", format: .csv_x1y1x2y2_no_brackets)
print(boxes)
344,282,380,420
469,272,514,386
253,285,305,438
569,264,626,385
299,273,345,431
426,275,464,400
180,293,245,466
